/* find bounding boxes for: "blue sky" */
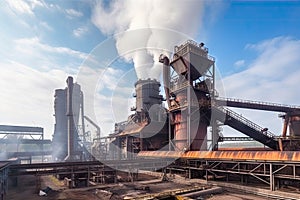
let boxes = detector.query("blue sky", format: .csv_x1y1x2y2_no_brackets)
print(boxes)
1,1,300,139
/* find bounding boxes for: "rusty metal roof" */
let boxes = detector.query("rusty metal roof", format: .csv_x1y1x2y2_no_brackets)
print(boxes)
118,122,146,136
138,151,300,162
117,121,167,137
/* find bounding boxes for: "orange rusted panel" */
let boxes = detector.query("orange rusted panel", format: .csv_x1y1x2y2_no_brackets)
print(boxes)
218,147,272,151
118,122,147,136
138,151,300,162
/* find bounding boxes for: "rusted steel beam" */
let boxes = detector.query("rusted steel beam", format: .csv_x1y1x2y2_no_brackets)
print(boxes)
138,151,300,162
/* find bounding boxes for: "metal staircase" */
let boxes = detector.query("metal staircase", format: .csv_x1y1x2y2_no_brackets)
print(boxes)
212,106,278,150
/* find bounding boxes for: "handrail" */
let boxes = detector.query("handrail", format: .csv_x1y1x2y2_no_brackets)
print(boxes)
217,106,277,138
215,97,300,111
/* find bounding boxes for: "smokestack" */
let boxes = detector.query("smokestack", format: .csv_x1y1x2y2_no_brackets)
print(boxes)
65,76,76,161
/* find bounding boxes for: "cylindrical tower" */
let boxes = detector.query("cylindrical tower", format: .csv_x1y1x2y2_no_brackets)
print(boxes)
135,79,163,112
134,79,164,122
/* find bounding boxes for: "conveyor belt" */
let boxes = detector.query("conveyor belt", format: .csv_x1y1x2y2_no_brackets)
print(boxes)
212,106,278,150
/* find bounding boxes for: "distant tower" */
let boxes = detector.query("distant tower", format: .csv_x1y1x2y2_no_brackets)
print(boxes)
52,89,67,161
52,77,83,161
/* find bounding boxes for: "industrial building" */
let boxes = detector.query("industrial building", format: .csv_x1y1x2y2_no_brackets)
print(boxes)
2,40,300,200
52,76,97,162
101,40,300,192
107,40,300,154
108,79,169,160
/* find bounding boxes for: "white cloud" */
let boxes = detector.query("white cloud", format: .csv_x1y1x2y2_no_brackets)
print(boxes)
29,0,47,9
39,21,53,31
0,61,70,139
4,0,47,16
65,8,83,18
234,59,245,68
14,37,88,63
76,63,136,136
221,36,300,137
10,37,88,71
0,31,91,140
73,26,89,38
4,0,34,15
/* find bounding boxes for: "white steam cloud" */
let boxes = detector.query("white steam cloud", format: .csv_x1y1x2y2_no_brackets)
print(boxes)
92,0,205,79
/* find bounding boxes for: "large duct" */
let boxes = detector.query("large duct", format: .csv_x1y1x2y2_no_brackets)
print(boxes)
159,54,170,108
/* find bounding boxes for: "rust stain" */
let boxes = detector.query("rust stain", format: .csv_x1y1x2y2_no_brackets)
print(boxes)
218,147,271,151
138,151,300,162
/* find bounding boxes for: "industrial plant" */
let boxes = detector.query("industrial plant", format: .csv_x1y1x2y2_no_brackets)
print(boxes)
1,40,300,199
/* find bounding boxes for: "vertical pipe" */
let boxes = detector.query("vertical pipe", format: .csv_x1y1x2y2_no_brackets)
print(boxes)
187,64,191,149
159,54,170,109
212,63,216,98
65,76,75,161
282,115,289,138
270,163,274,191
187,86,191,149
159,54,173,150
211,63,218,150
80,91,86,142
168,114,171,151
205,161,208,182
42,133,44,162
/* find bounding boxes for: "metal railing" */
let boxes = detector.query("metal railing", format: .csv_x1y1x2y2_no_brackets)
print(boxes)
216,97,300,111
217,106,277,138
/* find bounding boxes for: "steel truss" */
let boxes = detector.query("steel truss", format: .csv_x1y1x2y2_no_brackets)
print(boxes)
177,159,300,191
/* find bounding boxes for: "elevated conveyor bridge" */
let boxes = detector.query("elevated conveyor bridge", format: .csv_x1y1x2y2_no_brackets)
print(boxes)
214,97,300,113
212,106,278,150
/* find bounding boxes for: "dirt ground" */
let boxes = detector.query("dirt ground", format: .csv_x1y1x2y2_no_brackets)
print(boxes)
6,174,272,200
206,191,269,200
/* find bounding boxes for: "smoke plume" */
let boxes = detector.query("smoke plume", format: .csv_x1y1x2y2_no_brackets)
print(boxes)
92,0,205,79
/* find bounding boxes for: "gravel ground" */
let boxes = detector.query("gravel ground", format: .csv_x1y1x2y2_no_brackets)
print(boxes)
6,174,273,200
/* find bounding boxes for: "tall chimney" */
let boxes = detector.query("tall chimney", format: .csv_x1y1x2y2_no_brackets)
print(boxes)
65,76,76,161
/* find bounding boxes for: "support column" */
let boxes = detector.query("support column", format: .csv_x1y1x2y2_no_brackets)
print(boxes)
270,163,274,191
35,175,41,193
205,161,208,182
241,175,244,184
114,170,117,183
87,167,90,187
